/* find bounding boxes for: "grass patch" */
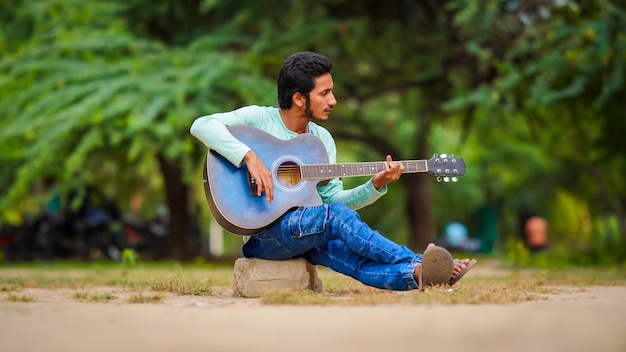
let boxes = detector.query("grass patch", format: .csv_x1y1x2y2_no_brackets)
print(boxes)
1,280,23,293
147,273,212,296
260,279,556,306
90,292,118,302
0,263,230,292
72,290,89,301
126,292,164,303
5,292,35,302
258,261,625,306
72,290,118,302
0,259,624,306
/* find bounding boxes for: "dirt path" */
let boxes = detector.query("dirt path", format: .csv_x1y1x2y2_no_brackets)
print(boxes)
1,284,625,352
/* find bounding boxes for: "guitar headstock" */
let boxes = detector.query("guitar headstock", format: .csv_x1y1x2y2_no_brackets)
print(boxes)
427,153,466,182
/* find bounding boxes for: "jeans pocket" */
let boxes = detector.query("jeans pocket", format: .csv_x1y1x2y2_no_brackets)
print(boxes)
290,205,330,238
243,236,292,259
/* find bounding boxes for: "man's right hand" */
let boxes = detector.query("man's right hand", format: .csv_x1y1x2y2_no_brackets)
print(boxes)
243,150,273,202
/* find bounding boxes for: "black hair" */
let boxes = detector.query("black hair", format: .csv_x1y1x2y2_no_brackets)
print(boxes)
277,52,333,109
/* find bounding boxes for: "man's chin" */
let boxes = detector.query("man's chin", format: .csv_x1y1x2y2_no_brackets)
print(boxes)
315,113,331,121
312,116,329,122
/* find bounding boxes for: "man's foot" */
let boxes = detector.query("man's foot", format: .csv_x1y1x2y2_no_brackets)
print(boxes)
453,258,471,276
450,258,476,285
414,244,476,289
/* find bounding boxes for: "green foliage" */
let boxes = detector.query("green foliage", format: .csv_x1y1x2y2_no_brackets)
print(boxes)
0,0,274,220
0,0,624,262
121,248,139,269
441,0,626,257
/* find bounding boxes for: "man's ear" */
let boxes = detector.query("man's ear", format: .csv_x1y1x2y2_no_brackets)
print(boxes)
292,92,306,108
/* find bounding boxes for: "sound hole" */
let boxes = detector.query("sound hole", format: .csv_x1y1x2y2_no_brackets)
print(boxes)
277,162,301,186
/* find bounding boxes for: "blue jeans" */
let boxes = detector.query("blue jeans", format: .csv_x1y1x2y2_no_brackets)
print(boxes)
242,203,422,290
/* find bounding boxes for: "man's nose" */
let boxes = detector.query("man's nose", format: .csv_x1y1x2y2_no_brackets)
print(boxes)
328,93,337,106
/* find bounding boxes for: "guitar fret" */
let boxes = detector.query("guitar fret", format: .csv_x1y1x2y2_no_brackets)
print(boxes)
301,160,428,180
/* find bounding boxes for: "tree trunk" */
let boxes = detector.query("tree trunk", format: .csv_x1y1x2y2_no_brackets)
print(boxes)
405,118,435,251
156,153,191,260
405,173,434,251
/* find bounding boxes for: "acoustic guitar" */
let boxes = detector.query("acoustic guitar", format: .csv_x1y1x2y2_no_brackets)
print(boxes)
203,125,466,235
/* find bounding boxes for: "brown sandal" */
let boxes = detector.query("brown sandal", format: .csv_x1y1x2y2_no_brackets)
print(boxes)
449,258,477,286
416,246,454,290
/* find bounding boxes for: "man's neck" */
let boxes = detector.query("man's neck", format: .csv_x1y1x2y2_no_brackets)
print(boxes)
279,108,310,134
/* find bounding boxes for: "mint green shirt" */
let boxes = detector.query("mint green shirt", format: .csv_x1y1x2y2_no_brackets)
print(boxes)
190,105,386,210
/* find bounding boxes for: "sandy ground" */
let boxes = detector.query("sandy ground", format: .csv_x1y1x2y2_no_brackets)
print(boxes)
1,272,625,352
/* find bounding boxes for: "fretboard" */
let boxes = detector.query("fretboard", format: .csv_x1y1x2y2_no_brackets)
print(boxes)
300,160,428,180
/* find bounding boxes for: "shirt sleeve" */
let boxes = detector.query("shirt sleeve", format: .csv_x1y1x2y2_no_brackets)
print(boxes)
190,109,253,167
313,127,387,210
318,178,387,210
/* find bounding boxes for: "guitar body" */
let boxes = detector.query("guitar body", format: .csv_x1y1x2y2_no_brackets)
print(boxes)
204,125,328,235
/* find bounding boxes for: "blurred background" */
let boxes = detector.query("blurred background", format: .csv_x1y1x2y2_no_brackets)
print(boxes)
1,0,624,265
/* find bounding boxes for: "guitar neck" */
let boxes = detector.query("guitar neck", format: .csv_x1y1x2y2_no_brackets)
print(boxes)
300,160,427,180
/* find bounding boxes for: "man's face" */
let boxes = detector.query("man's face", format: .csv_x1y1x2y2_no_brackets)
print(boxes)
304,73,337,121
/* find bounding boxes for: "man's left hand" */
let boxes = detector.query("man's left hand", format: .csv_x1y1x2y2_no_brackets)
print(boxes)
372,155,404,189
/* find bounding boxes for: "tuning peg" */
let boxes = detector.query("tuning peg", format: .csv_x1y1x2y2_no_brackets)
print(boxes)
440,153,448,158
436,176,442,182
451,177,458,182
443,176,450,183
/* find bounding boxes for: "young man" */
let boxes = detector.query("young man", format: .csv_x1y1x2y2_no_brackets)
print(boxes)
190,51,474,290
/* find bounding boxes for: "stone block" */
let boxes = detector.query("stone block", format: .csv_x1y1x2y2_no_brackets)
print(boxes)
233,257,323,298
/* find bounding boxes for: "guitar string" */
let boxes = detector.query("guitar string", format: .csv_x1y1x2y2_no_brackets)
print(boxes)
273,161,427,174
